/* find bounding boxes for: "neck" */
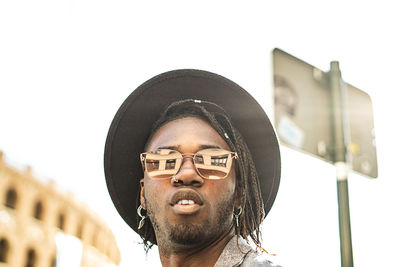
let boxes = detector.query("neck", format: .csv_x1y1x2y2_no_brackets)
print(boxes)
158,227,235,267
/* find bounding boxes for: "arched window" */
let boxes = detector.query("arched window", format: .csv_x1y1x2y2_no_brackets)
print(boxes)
4,188,17,209
57,213,65,231
33,201,43,220
25,248,36,267
0,238,9,262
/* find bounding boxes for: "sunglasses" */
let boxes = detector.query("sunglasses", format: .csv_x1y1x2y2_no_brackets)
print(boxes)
140,148,238,180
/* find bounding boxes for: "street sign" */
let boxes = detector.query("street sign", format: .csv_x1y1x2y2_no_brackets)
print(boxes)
272,48,377,178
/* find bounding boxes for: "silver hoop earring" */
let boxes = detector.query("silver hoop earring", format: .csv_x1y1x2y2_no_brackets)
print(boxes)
234,206,242,228
137,205,147,230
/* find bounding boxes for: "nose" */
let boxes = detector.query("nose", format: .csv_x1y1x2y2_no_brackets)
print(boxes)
171,157,204,187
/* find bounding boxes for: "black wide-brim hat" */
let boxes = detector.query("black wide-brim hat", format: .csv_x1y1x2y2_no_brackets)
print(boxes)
104,69,281,233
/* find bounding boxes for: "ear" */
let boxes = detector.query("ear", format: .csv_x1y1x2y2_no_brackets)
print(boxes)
140,178,146,209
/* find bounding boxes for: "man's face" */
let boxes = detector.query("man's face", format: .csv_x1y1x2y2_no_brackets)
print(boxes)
140,117,237,248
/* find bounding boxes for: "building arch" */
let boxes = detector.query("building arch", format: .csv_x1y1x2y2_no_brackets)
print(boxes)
25,248,37,267
4,187,17,209
57,212,66,231
0,238,10,263
33,200,44,220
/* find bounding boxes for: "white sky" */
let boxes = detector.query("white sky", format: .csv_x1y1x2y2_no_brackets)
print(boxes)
1,1,399,266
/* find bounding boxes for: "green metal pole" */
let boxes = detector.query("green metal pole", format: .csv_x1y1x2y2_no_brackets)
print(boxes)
329,61,354,267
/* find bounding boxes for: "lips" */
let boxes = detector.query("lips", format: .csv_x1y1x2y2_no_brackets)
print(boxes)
170,189,204,215
170,189,204,206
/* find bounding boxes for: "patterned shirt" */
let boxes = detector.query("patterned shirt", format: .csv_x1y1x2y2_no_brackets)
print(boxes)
214,236,281,267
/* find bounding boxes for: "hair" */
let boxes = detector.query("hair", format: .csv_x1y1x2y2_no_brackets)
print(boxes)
137,99,265,252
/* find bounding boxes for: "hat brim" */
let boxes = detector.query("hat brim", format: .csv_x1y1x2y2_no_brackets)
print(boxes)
104,69,281,233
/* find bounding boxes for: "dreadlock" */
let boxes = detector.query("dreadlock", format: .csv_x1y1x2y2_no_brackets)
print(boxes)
137,99,265,252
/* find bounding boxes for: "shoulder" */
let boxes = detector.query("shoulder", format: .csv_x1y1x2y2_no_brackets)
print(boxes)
241,250,282,267
215,235,281,267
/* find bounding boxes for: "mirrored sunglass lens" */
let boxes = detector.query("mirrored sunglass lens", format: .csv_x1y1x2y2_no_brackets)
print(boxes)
145,150,181,179
194,149,231,179
197,167,229,179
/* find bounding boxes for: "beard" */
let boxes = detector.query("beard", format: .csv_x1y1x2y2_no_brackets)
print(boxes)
146,193,235,248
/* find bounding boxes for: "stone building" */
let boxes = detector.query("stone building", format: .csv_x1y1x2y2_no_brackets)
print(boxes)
0,152,120,267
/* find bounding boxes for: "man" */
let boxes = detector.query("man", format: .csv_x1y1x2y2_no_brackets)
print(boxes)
104,69,281,266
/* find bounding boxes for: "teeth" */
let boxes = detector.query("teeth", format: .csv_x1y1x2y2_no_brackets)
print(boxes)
177,199,195,205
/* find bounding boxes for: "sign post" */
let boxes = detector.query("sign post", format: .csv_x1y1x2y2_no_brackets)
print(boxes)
329,61,353,267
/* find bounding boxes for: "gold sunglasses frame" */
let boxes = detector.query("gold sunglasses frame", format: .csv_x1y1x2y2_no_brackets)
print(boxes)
140,148,238,180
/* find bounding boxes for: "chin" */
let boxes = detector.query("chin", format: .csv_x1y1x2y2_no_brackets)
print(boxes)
169,223,207,245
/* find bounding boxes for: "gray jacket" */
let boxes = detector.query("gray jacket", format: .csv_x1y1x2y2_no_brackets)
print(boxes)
214,236,281,267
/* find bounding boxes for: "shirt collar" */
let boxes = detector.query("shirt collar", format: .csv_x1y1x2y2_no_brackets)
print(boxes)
214,236,253,267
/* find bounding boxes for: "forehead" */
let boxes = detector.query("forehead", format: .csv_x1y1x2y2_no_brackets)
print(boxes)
146,117,230,152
